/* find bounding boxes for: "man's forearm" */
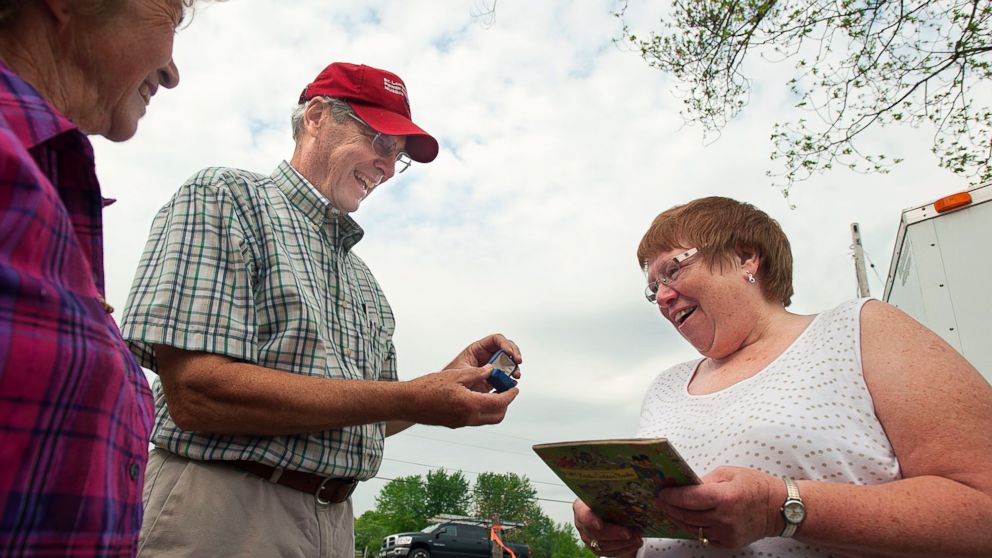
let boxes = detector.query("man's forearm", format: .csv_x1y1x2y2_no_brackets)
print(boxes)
156,345,517,436
159,349,413,435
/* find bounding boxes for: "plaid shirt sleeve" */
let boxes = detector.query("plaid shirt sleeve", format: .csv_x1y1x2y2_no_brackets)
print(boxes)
121,170,258,370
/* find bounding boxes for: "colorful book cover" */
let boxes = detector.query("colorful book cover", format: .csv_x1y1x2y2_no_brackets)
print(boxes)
532,438,701,539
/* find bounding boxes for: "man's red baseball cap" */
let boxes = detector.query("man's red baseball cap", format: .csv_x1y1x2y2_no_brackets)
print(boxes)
299,62,439,164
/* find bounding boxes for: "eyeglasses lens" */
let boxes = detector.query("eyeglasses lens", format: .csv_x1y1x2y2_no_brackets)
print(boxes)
645,282,659,302
644,261,681,302
371,135,395,157
371,135,411,174
395,153,411,173
350,113,411,174
662,260,680,284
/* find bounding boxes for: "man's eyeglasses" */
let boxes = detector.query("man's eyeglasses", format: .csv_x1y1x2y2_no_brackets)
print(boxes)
347,113,412,174
644,248,698,303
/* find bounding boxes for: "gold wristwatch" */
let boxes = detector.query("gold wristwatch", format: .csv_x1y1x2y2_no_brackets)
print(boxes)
780,478,806,538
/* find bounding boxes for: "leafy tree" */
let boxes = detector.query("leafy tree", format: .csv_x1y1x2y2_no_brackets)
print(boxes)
374,475,428,533
354,476,426,556
616,0,992,195
424,469,472,518
550,522,599,558
521,514,597,558
354,471,472,554
471,472,593,556
357,470,594,556
354,509,391,557
472,472,542,524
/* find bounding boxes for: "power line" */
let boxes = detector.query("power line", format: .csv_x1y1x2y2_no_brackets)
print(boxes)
461,429,541,442
863,249,886,286
537,497,575,505
395,433,535,457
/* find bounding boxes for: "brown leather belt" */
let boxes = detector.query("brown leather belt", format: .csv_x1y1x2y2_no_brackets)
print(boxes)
219,460,357,504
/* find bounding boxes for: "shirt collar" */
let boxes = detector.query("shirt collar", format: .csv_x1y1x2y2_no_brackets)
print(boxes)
0,61,78,149
273,160,365,251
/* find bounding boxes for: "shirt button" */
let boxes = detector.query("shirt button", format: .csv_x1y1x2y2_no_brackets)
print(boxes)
343,349,354,358
129,463,140,480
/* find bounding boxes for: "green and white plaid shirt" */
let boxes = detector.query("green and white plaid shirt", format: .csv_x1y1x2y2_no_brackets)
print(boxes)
120,161,397,479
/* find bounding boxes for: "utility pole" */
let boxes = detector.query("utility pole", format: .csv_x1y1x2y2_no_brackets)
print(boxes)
490,514,502,558
851,223,870,298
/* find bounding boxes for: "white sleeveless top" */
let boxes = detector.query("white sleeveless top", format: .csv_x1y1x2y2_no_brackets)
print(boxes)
636,298,901,557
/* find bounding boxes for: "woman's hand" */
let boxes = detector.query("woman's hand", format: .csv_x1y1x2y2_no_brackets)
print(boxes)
655,466,784,549
573,499,643,557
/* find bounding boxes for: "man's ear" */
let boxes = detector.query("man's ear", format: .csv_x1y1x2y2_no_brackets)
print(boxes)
302,99,328,133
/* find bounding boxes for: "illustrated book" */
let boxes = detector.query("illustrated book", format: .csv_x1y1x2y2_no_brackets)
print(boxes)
532,437,701,539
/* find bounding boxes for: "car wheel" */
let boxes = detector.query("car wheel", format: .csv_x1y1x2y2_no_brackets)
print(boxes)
410,549,431,558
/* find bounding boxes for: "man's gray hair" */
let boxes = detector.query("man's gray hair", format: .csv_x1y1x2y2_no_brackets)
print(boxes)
291,96,354,141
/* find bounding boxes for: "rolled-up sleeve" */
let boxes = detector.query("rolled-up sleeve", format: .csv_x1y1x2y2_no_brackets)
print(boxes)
120,169,257,371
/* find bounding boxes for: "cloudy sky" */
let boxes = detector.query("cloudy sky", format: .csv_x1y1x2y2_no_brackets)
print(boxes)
92,0,973,527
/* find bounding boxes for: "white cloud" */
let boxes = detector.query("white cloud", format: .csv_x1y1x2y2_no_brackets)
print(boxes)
93,0,970,526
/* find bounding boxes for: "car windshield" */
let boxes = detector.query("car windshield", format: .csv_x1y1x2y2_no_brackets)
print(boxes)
421,524,441,534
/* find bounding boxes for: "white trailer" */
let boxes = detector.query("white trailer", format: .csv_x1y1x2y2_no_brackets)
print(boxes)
882,183,992,383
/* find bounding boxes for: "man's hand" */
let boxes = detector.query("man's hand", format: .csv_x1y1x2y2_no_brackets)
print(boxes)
401,365,518,428
444,333,522,372
386,334,523,435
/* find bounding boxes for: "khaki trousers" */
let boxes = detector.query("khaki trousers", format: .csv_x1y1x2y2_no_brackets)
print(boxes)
138,448,355,558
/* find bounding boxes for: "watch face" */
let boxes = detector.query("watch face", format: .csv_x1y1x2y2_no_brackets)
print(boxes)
783,501,806,524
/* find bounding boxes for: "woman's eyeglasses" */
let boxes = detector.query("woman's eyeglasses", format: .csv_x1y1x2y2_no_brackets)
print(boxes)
644,248,698,303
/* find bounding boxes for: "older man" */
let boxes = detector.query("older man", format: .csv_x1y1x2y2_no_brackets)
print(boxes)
0,1,195,555
119,62,522,557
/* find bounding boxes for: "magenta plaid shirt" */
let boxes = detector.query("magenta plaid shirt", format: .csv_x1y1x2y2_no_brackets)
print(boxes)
0,63,153,556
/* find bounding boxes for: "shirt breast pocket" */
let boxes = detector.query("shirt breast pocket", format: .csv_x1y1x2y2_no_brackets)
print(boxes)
359,319,391,380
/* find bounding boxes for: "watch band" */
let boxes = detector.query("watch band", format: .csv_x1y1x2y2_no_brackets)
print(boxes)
780,478,803,538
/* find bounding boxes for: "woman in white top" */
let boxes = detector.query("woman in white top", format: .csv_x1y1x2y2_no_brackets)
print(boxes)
573,196,992,557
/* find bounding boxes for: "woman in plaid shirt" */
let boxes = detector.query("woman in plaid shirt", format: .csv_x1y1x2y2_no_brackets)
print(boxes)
0,1,203,556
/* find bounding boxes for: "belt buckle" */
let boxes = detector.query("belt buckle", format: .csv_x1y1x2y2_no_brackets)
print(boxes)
315,476,334,505
315,477,357,505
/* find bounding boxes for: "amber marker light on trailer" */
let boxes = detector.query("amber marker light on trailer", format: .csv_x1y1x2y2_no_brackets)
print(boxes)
933,192,973,213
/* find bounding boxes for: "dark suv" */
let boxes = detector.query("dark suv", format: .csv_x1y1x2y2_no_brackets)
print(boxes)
379,521,530,558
